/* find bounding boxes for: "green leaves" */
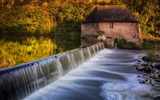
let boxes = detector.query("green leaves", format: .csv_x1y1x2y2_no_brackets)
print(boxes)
123,0,159,35
117,39,141,49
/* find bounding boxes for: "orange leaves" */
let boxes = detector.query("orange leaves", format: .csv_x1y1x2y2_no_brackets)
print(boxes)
103,0,111,3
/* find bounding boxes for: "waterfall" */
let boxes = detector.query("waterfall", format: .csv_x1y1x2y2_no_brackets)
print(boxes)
0,42,105,100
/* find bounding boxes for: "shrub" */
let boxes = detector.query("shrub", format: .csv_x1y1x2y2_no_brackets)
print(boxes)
81,34,98,44
117,39,141,49
142,39,155,49
146,50,160,62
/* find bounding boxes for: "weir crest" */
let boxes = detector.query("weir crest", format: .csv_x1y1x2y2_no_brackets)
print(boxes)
0,42,105,100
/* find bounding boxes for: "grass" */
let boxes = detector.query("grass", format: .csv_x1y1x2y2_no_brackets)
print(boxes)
146,50,160,62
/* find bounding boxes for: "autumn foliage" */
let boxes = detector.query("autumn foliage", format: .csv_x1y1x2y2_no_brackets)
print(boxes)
0,0,159,37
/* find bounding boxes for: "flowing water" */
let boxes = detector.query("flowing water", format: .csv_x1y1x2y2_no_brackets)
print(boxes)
24,48,155,100
0,43,105,100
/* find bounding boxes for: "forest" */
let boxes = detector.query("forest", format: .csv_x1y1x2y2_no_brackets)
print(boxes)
0,0,159,40
0,0,159,69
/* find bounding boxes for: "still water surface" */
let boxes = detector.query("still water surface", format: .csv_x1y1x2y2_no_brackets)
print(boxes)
0,35,79,69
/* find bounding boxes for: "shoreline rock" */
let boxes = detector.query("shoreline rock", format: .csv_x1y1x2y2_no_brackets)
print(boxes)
134,54,160,99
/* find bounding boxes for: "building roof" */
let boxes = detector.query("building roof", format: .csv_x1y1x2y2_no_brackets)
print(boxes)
83,5,138,23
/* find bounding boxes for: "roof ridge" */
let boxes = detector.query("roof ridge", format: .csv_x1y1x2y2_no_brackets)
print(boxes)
96,5,126,8
83,5,138,23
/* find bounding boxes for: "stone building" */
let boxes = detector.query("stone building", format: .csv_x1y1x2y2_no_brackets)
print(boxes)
81,5,142,47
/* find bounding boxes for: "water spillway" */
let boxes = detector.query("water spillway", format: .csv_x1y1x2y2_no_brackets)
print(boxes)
25,49,155,100
0,42,105,100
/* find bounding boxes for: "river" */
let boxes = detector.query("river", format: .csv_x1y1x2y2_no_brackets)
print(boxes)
24,48,156,100
0,35,80,69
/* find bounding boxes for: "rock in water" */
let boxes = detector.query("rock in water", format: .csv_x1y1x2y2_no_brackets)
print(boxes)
135,64,152,73
154,63,160,69
154,96,160,100
135,64,145,70
153,85,160,91
145,78,152,84
142,56,150,62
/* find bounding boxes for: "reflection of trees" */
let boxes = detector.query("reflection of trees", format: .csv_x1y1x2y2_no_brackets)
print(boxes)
52,21,80,53
0,35,80,69
0,36,55,69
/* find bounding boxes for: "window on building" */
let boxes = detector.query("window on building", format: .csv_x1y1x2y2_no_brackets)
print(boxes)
91,23,94,28
133,34,137,38
109,23,113,28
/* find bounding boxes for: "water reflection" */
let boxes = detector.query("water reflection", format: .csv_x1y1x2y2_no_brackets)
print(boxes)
0,35,80,69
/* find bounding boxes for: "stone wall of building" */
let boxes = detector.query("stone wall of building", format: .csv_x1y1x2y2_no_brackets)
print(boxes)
81,22,142,46
81,23,99,37
99,22,141,44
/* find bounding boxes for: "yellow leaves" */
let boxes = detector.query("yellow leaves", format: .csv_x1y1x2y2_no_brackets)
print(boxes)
104,0,111,2
0,0,96,35
142,33,160,42
23,4,35,9
0,37,61,69
0,4,52,34
43,11,48,15
0,44,16,69
134,12,139,18
42,2,48,7
6,5,12,9
89,0,111,3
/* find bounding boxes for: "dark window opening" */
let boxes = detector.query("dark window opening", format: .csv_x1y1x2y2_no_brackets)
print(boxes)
114,38,118,44
114,38,118,48
109,23,113,28
91,23,94,28
133,34,137,38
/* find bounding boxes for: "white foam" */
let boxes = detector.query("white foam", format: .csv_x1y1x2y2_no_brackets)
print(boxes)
101,83,133,92
100,82,152,100
102,91,123,100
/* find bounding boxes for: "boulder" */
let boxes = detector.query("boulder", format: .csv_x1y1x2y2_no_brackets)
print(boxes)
154,96,160,100
155,79,160,83
154,63,160,69
150,73,157,79
153,85,160,91
136,64,152,73
145,78,152,84
136,64,145,70
138,59,142,62
139,78,152,84
142,56,150,62
151,63,157,67
155,58,160,62
144,66,152,73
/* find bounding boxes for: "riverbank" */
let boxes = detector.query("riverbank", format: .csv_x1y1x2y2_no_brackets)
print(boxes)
134,51,160,99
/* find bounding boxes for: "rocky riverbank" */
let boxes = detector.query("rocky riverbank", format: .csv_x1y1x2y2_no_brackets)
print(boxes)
134,52,160,100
